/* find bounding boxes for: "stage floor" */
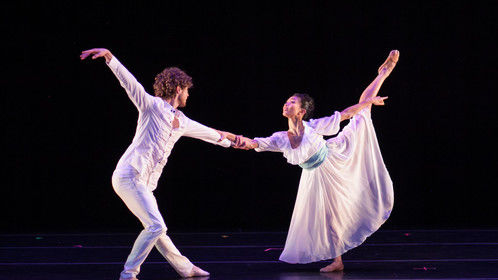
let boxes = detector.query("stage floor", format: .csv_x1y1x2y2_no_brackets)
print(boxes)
1,229,497,280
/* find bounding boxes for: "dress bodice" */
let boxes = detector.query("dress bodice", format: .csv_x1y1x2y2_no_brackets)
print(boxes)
254,111,341,165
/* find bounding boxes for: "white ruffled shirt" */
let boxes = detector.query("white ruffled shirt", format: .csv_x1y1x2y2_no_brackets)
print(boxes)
254,111,341,165
107,57,230,190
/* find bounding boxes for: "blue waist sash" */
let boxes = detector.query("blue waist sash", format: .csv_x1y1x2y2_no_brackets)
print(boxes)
299,144,328,170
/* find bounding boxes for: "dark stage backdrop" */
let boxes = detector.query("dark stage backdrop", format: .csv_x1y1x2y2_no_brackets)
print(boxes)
2,1,496,233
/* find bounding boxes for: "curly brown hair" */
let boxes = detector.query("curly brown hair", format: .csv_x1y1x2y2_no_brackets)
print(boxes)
153,67,193,99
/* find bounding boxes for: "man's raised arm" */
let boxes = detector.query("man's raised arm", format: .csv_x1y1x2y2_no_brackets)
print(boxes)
80,48,153,111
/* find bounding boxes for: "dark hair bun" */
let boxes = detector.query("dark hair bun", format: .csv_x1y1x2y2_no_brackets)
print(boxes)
292,93,315,120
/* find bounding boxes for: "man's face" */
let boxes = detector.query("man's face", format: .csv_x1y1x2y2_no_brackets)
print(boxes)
177,87,189,107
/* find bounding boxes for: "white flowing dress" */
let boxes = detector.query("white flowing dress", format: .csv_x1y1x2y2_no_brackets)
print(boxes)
254,109,394,263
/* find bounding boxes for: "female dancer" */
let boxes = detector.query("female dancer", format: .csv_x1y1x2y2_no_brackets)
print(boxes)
235,50,399,272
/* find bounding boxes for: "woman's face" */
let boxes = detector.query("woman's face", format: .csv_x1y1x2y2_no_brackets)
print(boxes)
283,96,304,119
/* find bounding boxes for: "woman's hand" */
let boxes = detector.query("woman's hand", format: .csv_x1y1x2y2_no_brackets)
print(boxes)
80,48,113,63
340,96,388,121
369,96,388,106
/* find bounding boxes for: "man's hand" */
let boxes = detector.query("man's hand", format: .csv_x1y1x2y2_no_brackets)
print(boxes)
218,131,228,142
80,48,113,63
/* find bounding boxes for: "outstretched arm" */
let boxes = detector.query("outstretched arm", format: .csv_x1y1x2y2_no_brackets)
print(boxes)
340,96,387,121
183,118,239,148
80,48,154,111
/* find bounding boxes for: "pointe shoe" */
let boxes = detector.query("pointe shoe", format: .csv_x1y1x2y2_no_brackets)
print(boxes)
181,265,210,278
319,262,344,273
119,278,138,280
378,50,400,76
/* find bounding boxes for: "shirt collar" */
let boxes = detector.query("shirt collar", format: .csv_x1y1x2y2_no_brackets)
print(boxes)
163,99,178,114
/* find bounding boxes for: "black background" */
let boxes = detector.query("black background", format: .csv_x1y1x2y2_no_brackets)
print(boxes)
2,1,497,233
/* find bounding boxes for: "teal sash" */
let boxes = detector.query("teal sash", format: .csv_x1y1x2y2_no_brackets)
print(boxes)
299,145,328,170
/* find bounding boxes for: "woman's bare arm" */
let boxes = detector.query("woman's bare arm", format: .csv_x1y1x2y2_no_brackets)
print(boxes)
340,96,388,121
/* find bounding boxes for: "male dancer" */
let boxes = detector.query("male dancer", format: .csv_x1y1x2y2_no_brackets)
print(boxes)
80,48,237,279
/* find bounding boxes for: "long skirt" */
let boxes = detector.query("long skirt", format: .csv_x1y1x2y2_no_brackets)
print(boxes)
279,109,394,263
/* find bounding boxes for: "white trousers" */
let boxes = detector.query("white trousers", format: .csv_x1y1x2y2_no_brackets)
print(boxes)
112,170,193,279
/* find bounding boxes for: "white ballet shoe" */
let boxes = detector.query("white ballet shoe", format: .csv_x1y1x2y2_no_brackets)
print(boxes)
180,265,210,278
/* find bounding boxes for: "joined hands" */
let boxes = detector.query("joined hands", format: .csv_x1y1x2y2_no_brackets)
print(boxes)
232,135,256,150
218,131,255,149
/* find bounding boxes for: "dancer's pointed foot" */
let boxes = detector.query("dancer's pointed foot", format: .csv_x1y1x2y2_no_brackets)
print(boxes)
181,265,210,278
119,277,138,280
319,261,344,273
378,50,399,76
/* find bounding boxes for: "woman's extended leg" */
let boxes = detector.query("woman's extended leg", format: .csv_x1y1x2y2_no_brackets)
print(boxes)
320,51,399,274
358,50,399,105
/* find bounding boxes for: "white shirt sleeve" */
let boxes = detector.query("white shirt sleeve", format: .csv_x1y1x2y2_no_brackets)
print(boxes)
254,132,284,152
107,56,154,112
307,111,342,136
183,118,231,148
